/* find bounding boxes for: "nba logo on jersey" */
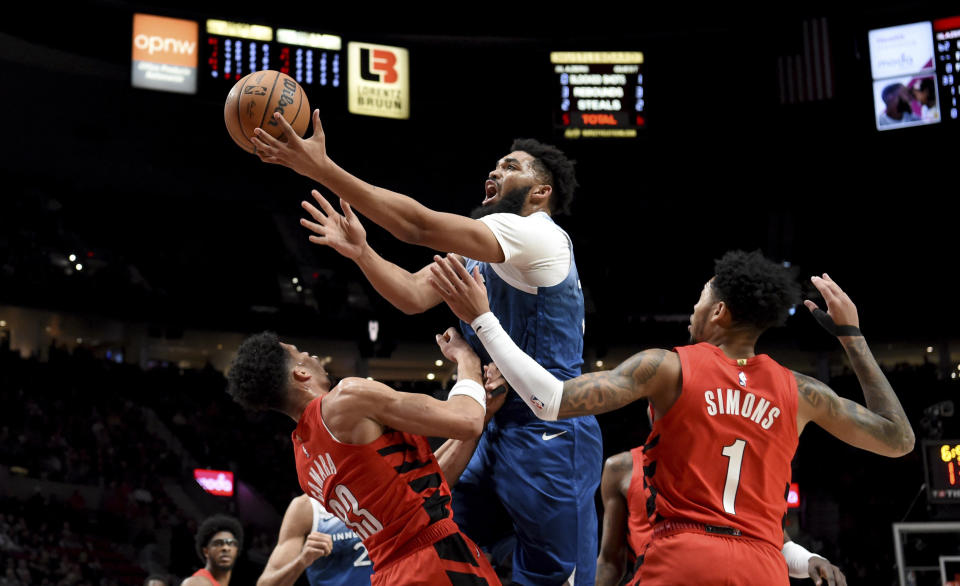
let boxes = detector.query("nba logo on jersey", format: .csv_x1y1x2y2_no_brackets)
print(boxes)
532,396,545,410
738,372,747,387
301,444,311,459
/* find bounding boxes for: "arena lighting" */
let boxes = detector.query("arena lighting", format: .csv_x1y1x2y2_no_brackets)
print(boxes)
928,347,935,353
596,360,604,368
0,320,6,327
75,263,83,271
296,285,303,292
435,360,443,367
787,483,800,508
68,254,77,262
194,468,235,497
426,373,436,381
292,277,299,284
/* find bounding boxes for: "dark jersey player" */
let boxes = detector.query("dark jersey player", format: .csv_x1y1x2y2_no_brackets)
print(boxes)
429,250,913,586
226,328,500,586
257,494,372,586
251,112,600,585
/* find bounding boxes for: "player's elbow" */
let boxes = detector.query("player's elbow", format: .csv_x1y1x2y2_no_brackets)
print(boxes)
895,427,916,457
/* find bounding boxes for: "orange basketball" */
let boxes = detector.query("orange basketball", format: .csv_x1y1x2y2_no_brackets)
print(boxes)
223,70,310,154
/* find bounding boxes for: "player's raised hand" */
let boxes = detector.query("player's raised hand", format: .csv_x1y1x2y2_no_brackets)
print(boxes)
299,531,334,565
300,191,367,260
808,556,847,586
428,255,490,323
435,327,478,365
803,273,861,335
251,110,331,180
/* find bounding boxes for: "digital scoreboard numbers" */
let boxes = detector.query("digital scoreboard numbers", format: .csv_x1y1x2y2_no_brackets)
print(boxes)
202,19,342,91
552,51,645,139
923,440,960,503
934,15,960,121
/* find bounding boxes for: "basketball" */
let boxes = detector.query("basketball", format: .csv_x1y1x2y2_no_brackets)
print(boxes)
223,70,310,154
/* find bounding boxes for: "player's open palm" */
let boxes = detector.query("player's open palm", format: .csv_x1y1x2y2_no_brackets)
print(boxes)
803,273,860,329
301,191,367,260
252,110,330,180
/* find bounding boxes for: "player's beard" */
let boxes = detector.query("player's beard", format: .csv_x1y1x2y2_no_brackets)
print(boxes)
210,556,235,572
470,185,530,219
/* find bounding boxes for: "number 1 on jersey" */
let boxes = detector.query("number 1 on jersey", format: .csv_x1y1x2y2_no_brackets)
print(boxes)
721,439,746,514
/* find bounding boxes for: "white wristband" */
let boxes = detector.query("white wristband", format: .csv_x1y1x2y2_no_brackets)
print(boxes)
470,312,563,421
448,379,485,414
781,540,821,578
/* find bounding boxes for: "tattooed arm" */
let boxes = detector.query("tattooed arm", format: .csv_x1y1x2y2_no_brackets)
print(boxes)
556,349,678,418
795,274,914,457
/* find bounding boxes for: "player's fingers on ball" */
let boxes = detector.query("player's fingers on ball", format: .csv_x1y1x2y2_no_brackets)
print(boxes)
272,111,295,133
252,128,278,147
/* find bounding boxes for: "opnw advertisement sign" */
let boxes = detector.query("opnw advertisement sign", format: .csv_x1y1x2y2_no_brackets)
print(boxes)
132,13,199,94
194,468,234,497
348,42,409,119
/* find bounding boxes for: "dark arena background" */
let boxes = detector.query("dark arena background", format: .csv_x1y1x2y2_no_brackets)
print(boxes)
1,1,959,584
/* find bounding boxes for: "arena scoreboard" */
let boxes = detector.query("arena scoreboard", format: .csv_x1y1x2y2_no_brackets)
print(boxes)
552,51,645,139
202,19,342,91
922,440,960,504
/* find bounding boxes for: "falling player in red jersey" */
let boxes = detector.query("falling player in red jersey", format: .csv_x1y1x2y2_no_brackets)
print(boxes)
225,328,501,586
429,249,914,586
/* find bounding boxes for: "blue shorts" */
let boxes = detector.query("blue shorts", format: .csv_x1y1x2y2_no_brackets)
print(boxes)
452,411,602,585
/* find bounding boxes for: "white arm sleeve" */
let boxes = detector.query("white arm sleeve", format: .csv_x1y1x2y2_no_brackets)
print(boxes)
781,540,823,579
471,312,563,421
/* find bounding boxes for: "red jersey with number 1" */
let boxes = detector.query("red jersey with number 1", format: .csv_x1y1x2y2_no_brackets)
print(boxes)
292,392,458,569
643,343,798,549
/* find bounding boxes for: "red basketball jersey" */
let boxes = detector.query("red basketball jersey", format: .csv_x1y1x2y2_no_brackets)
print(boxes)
292,393,458,569
643,343,798,548
625,446,653,556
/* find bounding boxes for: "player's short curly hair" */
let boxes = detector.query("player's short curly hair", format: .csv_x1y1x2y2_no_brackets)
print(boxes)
195,514,243,562
511,138,578,215
711,250,800,331
226,331,289,411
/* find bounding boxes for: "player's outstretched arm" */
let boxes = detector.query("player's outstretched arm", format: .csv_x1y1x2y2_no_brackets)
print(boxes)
257,495,332,586
596,453,632,586
252,111,504,262
301,191,441,314
428,254,679,420
795,274,914,457
330,328,486,441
